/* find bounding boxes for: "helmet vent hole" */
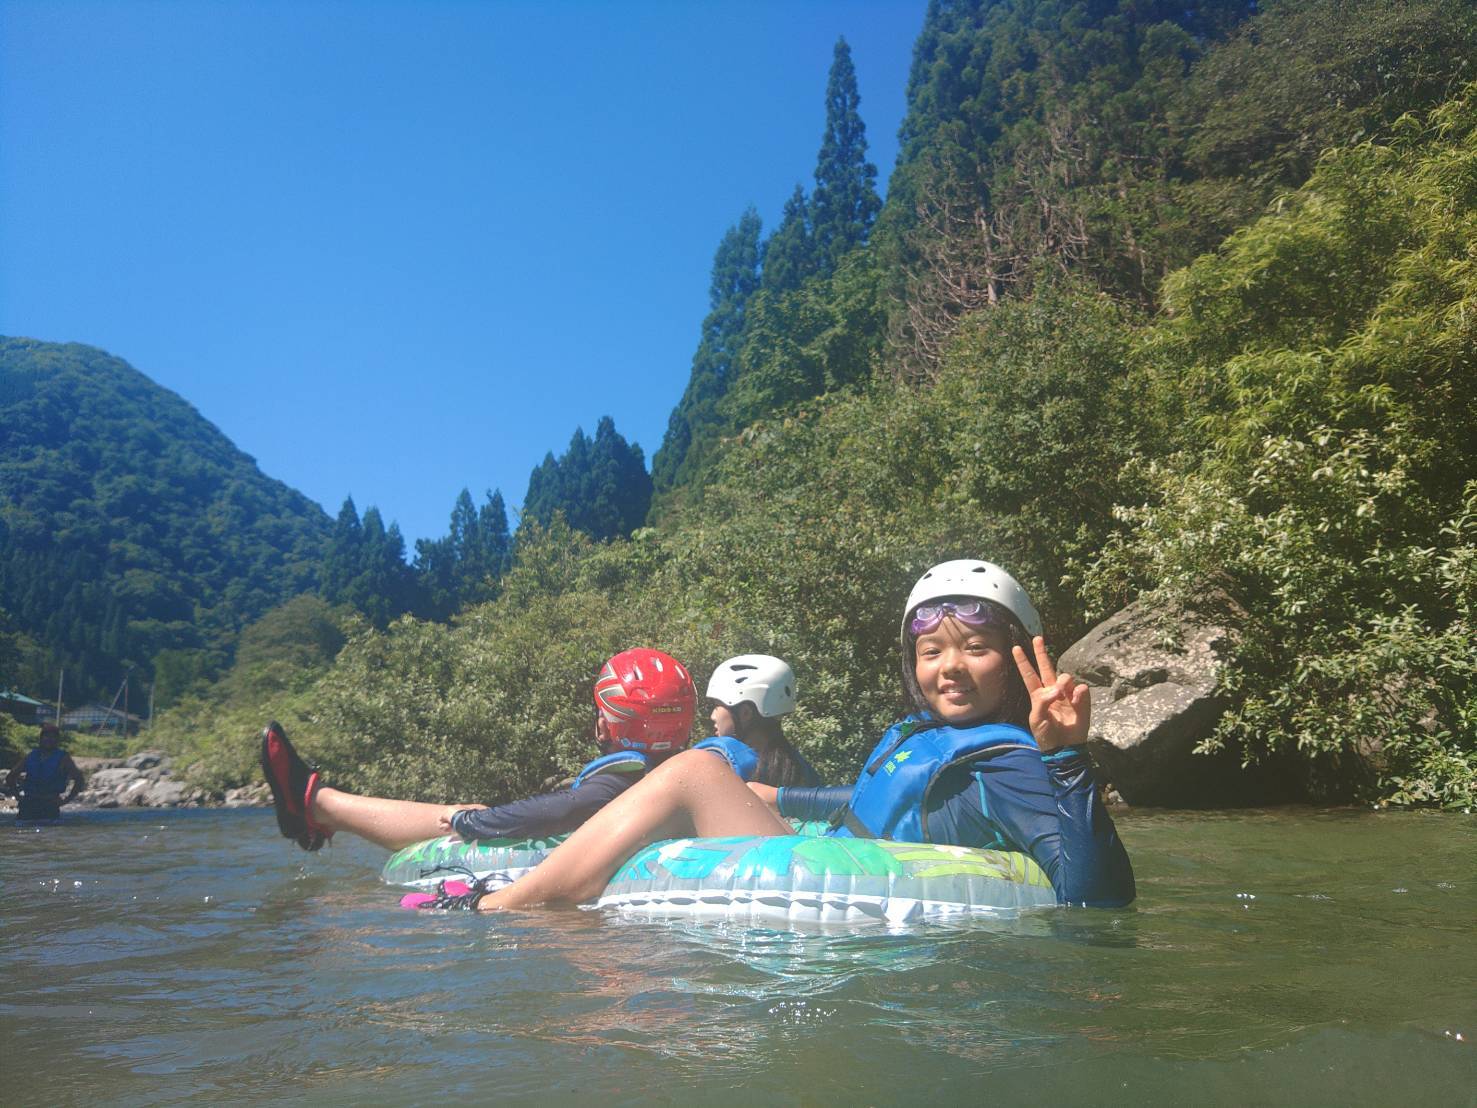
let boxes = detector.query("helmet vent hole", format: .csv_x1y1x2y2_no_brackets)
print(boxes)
653,657,664,671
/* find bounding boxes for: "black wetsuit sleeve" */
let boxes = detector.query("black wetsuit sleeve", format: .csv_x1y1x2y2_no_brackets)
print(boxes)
972,746,1135,907
776,785,853,822
449,773,633,841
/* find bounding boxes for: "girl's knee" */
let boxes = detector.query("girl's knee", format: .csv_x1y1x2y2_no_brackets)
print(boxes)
652,747,739,785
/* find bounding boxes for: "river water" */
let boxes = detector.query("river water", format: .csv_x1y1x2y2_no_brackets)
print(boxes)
2,807,1472,1106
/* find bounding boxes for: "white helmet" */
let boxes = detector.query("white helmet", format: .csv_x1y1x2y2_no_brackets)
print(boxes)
900,559,1043,644
705,654,797,718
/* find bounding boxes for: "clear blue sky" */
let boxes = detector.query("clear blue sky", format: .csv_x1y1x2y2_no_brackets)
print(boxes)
1,0,927,547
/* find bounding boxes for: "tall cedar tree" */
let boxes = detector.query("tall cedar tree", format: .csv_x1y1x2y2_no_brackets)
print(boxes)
414,488,511,620
809,37,881,276
321,497,418,628
650,209,763,492
761,184,816,295
523,416,652,542
654,42,882,497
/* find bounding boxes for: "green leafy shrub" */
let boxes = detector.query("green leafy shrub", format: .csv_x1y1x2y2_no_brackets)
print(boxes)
1088,88,1477,805
145,595,354,794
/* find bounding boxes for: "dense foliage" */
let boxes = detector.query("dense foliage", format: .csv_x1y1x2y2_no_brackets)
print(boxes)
145,594,353,793
522,417,652,543
878,0,1477,375
0,339,331,702
1085,90,1477,806
319,498,419,629
412,488,511,621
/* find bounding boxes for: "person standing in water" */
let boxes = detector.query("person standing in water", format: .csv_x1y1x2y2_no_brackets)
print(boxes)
4,722,85,822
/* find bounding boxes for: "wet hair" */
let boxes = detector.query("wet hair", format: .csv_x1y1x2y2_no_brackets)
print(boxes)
900,597,1033,729
734,707,822,788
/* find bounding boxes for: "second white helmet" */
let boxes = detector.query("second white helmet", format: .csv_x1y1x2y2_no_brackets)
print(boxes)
705,654,797,718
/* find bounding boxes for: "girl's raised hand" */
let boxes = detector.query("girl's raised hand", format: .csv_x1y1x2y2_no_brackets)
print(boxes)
1012,636,1090,753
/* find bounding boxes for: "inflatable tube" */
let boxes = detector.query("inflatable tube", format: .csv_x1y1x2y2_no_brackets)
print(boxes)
383,829,1056,925
379,821,832,892
382,833,567,892
597,834,1054,925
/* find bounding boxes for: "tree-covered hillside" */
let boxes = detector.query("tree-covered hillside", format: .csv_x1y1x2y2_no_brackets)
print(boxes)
880,0,1476,371
0,338,331,702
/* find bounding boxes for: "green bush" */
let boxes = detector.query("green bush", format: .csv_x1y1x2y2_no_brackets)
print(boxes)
146,595,354,794
1088,88,1477,806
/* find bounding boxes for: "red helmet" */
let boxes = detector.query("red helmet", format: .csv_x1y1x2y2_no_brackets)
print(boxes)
593,648,697,755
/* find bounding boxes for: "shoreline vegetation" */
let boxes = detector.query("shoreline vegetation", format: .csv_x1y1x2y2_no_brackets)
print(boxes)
3,0,1474,812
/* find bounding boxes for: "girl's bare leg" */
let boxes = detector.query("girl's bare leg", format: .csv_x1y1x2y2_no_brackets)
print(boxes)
310,787,480,851
477,749,788,910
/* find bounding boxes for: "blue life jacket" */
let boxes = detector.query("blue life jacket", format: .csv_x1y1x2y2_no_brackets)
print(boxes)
21,748,69,796
572,737,760,792
829,716,1037,843
692,736,760,782
571,750,650,790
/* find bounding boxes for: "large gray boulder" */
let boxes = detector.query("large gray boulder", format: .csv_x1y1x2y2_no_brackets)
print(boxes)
1060,600,1289,806
135,777,200,807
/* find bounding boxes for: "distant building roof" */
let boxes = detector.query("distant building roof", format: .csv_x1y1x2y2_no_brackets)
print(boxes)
60,704,144,728
0,690,48,708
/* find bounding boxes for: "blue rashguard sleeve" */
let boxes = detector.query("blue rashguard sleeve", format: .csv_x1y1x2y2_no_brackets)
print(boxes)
1037,747,1135,906
776,785,852,822
931,746,1134,907
449,773,632,841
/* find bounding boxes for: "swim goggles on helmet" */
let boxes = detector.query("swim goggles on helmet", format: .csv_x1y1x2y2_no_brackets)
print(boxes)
908,598,1004,637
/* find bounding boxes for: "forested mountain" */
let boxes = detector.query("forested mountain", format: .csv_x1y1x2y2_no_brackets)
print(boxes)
880,0,1477,371
0,334,643,704
655,0,1477,453
0,338,331,702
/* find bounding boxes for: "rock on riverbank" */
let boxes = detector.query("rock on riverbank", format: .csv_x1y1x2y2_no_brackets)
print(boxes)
1,750,270,811
1061,600,1303,807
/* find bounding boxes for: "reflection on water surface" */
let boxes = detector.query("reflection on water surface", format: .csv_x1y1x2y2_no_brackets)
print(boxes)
2,807,1472,1105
